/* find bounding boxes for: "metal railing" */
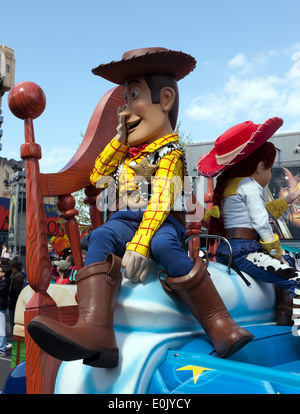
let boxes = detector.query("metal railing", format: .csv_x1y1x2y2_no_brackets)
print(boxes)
185,234,232,274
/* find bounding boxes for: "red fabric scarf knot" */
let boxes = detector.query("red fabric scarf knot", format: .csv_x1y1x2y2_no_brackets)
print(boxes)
128,144,148,158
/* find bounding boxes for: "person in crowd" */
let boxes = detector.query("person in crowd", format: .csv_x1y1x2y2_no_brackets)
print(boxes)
81,249,87,266
9,260,24,332
1,243,13,260
48,241,59,283
66,255,76,284
0,257,10,266
0,264,11,355
53,260,71,285
48,241,57,261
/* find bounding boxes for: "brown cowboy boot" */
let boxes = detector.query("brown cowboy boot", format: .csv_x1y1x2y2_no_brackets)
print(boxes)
27,253,122,368
160,257,254,358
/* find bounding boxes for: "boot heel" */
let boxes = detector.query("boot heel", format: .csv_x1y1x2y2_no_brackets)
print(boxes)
83,348,119,368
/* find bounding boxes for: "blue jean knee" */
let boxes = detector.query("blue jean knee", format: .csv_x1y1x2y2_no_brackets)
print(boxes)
151,221,193,277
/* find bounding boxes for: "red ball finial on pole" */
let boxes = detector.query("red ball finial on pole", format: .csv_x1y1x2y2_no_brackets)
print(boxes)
8,81,46,120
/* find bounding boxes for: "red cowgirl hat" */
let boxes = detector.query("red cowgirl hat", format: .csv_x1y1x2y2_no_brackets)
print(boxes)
92,47,196,84
197,117,283,178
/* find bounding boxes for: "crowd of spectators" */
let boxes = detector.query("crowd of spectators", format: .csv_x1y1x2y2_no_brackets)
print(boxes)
48,241,86,285
0,241,85,356
0,243,27,356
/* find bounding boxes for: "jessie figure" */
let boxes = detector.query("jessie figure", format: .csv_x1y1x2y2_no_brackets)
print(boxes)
27,47,253,368
197,118,300,325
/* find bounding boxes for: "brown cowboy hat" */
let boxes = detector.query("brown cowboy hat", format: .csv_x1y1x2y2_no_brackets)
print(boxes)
92,47,196,84
197,117,283,178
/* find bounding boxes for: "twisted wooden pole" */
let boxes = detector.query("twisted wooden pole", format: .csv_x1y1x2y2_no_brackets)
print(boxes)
8,82,61,393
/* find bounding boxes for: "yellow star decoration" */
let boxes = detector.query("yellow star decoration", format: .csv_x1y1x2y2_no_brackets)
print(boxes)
176,365,215,385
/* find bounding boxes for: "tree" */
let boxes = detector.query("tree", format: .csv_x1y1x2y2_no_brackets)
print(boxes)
72,188,91,227
175,120,193,148
72,131,92,227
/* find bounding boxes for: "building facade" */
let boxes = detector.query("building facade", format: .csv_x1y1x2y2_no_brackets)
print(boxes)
0,156,61,257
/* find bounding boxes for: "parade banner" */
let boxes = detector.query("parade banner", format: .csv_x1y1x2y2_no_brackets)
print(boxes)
0,197,10,231
44,203,65,237
0,197,64,242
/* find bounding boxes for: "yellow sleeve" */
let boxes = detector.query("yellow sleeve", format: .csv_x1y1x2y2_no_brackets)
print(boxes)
265,198,289,220
126,151,183,258
90,137,129,186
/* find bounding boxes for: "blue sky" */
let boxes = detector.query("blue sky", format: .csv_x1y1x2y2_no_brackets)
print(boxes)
1,0,300,173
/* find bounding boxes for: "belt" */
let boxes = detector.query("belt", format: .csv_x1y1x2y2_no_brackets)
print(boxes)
223,228,257,240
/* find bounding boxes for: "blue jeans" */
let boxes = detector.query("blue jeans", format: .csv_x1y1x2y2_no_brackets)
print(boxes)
217,238,300,298
86,210,194,277
0,310,6,352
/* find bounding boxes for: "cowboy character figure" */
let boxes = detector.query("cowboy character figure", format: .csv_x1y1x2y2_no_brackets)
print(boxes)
27,47,253,367
197,118,300,329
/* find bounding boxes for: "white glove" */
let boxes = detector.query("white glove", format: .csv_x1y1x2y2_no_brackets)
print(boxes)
115,106,127,144
122,250,149,283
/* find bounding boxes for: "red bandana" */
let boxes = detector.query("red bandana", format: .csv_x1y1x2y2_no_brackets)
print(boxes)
128,144,148,158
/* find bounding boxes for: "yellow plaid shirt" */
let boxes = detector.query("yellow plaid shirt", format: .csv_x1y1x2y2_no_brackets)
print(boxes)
90,134,184,258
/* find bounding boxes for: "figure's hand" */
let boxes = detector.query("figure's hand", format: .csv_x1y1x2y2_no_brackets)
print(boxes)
116,106,127,144
122,251,149,283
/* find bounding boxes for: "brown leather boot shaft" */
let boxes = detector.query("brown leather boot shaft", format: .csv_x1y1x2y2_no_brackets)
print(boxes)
27,253,123,367
164,257,254,358
76,254,122,328
165,257,208,291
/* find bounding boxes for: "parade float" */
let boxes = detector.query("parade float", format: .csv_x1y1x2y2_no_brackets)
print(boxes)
3,71,300,394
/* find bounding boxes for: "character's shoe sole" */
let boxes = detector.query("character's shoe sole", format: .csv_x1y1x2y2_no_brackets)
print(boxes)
217,334,254,359
27,320,118,368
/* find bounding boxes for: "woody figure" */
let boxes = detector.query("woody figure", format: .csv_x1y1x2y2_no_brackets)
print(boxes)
28,47,253,368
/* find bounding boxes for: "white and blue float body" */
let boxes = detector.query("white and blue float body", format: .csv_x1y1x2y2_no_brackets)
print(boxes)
53,237,300,394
